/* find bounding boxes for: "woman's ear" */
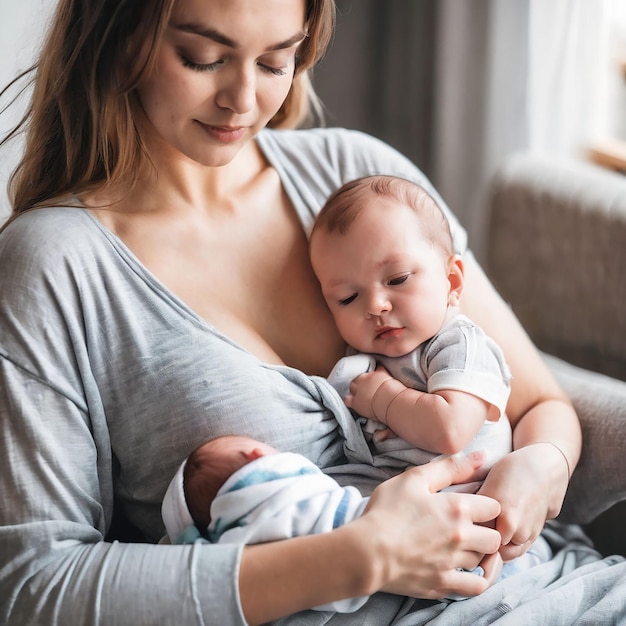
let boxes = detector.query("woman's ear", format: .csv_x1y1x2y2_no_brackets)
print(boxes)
447,254,465,306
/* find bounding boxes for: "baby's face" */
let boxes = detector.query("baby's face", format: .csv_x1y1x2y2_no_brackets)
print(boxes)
310,199,458,357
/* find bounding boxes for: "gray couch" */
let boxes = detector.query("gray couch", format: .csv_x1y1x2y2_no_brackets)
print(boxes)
484,152,626,556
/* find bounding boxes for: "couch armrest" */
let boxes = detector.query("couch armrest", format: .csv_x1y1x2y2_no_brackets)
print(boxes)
545,353,626,555
485,152,626,382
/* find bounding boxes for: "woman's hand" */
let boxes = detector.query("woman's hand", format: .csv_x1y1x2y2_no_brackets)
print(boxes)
239,453,502,625
459,254,581,562
477,441,570,562
358,452,502,600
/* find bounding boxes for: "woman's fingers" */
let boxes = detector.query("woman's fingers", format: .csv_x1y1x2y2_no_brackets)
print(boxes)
361,455,504,600
433,551,504,600
416,451,491,495
438,452,485,490
499,539,532,562
462,511,503,554
431,554,503,599
478,444,567,560
496,511,535,557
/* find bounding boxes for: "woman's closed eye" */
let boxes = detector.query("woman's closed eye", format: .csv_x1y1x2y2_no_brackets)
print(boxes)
179,52,287,76
257,62,288,76
179,53,223,72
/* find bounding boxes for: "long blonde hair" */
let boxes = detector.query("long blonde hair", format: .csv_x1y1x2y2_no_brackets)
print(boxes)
1,0,335,219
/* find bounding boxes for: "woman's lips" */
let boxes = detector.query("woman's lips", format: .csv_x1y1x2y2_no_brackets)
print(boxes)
197,122,247,144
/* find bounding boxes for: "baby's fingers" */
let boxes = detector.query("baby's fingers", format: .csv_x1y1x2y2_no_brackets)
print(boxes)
479,551,503,587
435,551,503,600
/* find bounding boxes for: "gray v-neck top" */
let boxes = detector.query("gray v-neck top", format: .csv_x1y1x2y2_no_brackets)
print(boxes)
0,128,466,625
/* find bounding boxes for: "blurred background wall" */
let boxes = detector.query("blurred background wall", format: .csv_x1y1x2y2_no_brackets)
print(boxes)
313,1,438,179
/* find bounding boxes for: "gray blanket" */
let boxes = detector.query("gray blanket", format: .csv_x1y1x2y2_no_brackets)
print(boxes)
276,523,626,625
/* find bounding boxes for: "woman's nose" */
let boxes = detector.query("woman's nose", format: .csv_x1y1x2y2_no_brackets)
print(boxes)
215,66,256,114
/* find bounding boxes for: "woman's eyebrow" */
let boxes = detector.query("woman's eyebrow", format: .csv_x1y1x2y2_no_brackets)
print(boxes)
172,22,307,51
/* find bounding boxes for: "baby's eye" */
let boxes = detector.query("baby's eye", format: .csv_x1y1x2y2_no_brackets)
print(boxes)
388,274,410,286
339,293,357,306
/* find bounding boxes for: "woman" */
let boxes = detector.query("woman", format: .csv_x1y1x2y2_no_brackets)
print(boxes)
0,0,623,624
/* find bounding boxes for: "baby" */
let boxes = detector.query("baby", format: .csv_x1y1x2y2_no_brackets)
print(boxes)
161,433,369,613
161,433,549,610
309,174,513,485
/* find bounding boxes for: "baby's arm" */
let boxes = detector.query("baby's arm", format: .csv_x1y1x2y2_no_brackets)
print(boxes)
347,368,493,454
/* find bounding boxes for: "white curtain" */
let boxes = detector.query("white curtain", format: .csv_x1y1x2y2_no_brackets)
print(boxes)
433,0,626,263
528,0,617,156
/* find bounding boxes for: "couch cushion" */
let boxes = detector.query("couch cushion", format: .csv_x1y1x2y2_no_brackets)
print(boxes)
485,152,626,382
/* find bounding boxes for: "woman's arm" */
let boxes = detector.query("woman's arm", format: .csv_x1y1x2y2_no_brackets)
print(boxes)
1,325,502,626
459,253,581,559
0,363,500,626
239,453,502,625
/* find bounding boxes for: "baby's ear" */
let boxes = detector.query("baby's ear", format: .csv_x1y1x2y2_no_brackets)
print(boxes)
245,448,268,461
447,254,464,306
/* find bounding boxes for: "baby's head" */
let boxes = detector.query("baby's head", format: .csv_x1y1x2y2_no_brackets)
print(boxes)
312,176,454,254
160,434,278,541
310,175,463,357
184,435,278,530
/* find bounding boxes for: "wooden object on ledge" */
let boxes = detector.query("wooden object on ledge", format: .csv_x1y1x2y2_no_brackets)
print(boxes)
588,138,626,174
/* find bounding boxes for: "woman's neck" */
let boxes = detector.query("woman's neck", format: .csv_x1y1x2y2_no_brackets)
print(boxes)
84,131,346,376
86,137,265,217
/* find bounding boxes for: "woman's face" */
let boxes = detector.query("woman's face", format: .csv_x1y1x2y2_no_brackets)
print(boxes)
137,0,307,166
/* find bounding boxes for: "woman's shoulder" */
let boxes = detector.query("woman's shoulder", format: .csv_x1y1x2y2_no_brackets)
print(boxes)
257,127,435,207
0,207,112,287
259,127,468,253
1,206,97,248
261,126,387,150
259,126,414,177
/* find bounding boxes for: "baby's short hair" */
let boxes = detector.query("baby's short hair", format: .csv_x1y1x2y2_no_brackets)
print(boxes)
313,175,454,255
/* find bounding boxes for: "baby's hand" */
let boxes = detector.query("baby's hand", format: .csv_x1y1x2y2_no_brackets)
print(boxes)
373,427,397,442
327,354,376,399
345,365,395,421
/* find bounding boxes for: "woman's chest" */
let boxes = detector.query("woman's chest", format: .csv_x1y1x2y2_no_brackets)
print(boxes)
93,315,345,536
121,198,345,376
